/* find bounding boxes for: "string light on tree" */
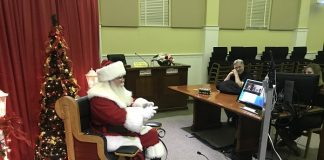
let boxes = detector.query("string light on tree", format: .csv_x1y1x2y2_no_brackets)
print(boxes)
0,90,8,160
34,15,80,160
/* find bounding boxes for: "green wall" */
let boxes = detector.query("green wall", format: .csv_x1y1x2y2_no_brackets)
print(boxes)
205,0,219,26
101,27,204,54
307,1,324,52
100,0,324,55
218,30,296,53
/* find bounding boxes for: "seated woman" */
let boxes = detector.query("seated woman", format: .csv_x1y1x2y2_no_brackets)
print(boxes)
304,63,324,104
277,63,324,156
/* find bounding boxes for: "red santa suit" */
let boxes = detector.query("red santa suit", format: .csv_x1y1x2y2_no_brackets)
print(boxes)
87,61,165,160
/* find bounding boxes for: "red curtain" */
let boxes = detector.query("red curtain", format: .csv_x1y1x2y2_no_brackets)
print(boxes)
0,0,100,159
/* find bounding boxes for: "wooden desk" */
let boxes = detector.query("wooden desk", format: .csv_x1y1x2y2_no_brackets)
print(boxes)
169,84,262,158
125,64,190,111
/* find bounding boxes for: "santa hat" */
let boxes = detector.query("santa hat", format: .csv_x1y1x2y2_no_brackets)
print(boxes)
96,60,126,82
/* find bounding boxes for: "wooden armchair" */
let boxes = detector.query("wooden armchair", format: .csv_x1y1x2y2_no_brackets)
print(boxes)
208,62,232,84
55,96,139,160
246,61,263,81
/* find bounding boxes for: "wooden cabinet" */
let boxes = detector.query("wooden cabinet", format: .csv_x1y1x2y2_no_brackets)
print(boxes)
125,64,190,111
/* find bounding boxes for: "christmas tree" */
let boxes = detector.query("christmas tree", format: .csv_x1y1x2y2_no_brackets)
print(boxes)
34,15,80,160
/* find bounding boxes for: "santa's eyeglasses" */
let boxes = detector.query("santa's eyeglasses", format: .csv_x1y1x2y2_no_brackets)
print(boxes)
114,76,125,81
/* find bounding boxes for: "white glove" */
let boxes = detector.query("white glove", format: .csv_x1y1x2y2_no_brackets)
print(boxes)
143,101,154,108
142,106,158,120
133,98,151,108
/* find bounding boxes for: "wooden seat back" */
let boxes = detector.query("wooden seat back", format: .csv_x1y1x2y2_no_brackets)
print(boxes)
55,96,109,160
208,62,232,84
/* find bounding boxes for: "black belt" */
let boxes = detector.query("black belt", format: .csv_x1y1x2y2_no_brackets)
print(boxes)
91,123,130,134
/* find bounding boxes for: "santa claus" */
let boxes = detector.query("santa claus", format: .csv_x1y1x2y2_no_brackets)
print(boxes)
87,60,165,160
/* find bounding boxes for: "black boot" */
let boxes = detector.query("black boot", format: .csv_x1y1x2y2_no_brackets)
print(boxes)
151,158,161,160
278,128,301,156
284,139,301,156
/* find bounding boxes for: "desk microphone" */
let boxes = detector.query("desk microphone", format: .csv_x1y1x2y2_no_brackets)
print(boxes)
197,151,209,160
135,52,149,67
151,54,159,62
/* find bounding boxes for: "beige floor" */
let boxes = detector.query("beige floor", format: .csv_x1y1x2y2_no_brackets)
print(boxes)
154,103,320,160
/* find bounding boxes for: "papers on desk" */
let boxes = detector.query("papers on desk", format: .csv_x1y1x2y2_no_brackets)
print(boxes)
166,68,178,74
241,106,264,117
134,61,149,67
139,69,151,76
241,106,257,114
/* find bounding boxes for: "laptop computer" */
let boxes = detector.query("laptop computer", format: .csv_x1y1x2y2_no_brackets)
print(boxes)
237,79,265,116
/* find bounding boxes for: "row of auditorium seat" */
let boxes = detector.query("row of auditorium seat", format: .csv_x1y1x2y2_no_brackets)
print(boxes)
208,46,324,78
208,60,324,84
210,46,308,62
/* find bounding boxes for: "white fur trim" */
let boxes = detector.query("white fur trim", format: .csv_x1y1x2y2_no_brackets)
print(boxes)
105,135,143,152
132,98,149,108
96,61,126,82
87,82,132,108
140,126,152,135
124,107,145,133
145,141,165,159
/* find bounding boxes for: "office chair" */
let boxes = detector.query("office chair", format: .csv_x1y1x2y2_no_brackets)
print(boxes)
243,47,257,63
290,47,307,61
227,46,243,62
274,124,322,158
107,54,127,65
302,125,322,158
212,47,228,61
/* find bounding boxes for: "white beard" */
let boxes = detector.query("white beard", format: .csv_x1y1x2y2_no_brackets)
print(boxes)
109,82,133,106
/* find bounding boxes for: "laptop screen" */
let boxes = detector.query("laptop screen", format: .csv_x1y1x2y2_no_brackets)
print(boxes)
238,79,265,109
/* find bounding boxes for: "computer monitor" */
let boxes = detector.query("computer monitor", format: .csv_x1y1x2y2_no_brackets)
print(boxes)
238,79,265,109
275,72,319,105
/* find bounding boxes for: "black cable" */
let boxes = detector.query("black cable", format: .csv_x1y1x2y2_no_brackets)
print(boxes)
159,138,168,160
197,151,210,160
268,50,276,88
267,134,283,160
